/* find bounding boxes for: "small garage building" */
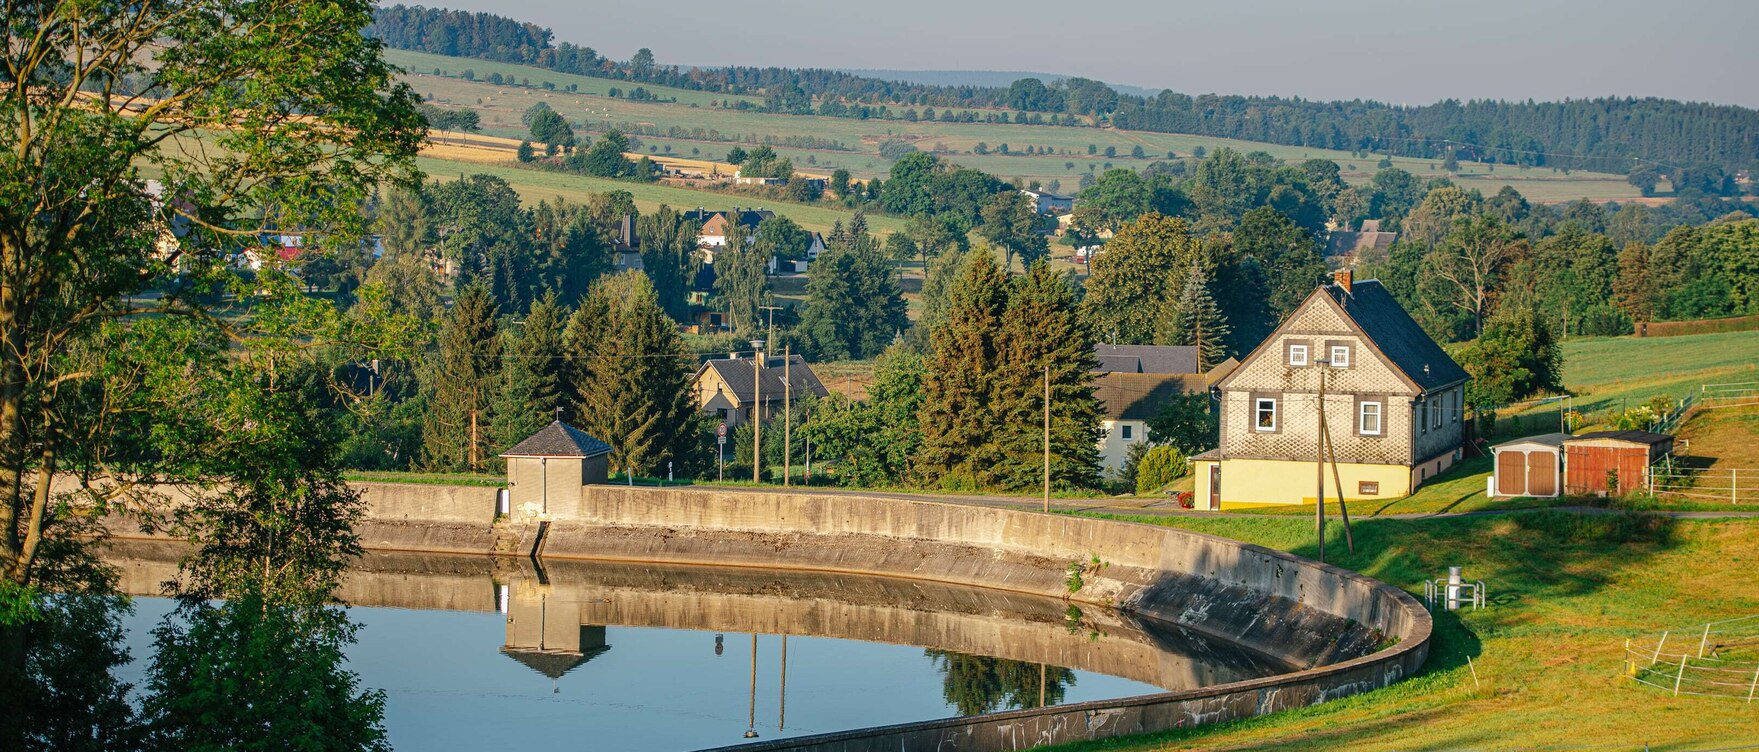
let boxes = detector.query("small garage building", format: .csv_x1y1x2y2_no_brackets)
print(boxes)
1563,430,1675,497
1491,433,1569,498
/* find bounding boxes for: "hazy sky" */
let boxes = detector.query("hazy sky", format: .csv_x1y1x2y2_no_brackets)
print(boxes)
413,0,1759,107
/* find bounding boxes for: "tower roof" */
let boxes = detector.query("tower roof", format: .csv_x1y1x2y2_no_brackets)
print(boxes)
500,420,613,459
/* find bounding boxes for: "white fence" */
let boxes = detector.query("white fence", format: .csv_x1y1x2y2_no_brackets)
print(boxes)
1701,380,1759,410
1626,615,1759,701
1649,460,1759,504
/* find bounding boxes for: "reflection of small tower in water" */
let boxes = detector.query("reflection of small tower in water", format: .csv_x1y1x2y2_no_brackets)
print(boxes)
499,585,610,694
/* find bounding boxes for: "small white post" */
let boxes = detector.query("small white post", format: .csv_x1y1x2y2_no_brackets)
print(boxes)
1652,630,1670,667
1735,469,1740,505
1674,654,1689,696
1747,662,1759,703
1699,624,1712,658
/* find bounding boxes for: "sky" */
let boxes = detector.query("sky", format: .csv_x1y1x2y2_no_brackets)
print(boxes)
407,0,1759,108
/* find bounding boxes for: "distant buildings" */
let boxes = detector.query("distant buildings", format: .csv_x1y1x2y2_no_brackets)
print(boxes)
692,348,828,428
1194,270,1468,507
1325,218,1397,259
1089,345,1237,473
1020,188,1074,215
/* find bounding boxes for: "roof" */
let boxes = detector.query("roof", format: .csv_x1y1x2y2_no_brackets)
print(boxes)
685,208,775,235
1091,345,1199,375
1093,373,1209,420
1325,230,1397,257
1322,279,1470,392
500,420,613,459
1567,430,1673,446
696,355,829,406
500,644,611,680
614,214,638,250
1492,432,1571,451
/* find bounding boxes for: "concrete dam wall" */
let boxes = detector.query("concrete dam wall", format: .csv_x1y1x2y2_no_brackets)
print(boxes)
113,481,1432,750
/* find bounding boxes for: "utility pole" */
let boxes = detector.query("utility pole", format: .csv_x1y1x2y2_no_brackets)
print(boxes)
469,409,479,471
1318,371,1356,554
783,344,792,487
753,350,762,484
759,305,783,350
1043,365,1051,514
1314,360,1328,563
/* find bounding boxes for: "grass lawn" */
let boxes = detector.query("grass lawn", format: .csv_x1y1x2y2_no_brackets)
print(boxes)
1052,512,1759,750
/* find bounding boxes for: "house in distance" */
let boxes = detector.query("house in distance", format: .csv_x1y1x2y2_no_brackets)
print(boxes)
1089,345,1236,473
692,344,829,428
1194,270,1469,508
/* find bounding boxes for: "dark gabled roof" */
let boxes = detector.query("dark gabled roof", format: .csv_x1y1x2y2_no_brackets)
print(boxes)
500,644,611,680
1093,373,1208,420
500,420,613,459
1568,430,1674,446
1091,345,1199,375
1323,280,1470,392
696,355,828,405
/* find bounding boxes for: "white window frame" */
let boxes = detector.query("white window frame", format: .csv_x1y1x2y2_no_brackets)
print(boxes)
1288,344,1309,367
1329,345,1351,368
1359,402,1383,436
1254,397,1278,432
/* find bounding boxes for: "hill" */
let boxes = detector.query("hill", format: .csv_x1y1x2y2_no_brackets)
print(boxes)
837,69,1164,98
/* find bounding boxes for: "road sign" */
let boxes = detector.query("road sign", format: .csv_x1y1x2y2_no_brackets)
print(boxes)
717,422,728,444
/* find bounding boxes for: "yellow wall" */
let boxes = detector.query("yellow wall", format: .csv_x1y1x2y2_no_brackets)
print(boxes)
1194,458,1415,507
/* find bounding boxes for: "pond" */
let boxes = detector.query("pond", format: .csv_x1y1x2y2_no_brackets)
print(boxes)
107,543,1291,751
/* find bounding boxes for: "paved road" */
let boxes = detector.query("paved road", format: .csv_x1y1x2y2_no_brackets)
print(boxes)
685,483,1759,521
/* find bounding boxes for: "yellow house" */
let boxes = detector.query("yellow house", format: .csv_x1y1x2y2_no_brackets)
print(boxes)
1193,271,1469,508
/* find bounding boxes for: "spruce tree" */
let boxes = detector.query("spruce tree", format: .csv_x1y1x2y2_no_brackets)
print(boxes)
637,205,701,322
492,292,566,457
991,262,1103,490
915,252,1010,488
1167,264,1233,372
563,272,699,477
798,214,907,360
419,282,501,471
713,221,769,334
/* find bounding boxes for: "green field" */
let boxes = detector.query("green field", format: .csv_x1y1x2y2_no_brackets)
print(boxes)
391,49,1646,204
414,154,905,236
1055,511,1759,750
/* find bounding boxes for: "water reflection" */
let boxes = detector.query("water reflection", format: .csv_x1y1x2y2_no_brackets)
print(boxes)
103,541,1292,750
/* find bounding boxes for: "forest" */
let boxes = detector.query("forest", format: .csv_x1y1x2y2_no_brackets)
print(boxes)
369,4,1759,179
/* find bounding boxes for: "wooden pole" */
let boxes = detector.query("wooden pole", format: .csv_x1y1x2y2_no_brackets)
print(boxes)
784,345,792,488
1043,365,1051,514
469,409,479,471
1315,366,1327,563
1319,376,1355,553
753,352,762,484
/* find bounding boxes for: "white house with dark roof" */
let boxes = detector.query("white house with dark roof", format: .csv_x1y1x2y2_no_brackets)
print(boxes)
1089,344,1236,473
1193,270,1470,507
500,420,613,517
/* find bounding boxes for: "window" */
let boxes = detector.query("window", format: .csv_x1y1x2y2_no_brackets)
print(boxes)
1451,388,1460,423
1434,393,1445,429
1121,424,1134,441
1419,400,1429,433
1359,402,1383,435
1358,481,1380,495
1255,397,1278,432
1288,343,1308,367
1329,345,1351,368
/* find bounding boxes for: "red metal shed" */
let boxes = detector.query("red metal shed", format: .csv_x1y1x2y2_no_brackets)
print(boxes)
1563,430,1675,496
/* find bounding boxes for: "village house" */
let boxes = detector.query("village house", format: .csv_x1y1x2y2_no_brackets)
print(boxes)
1193,270,1469,508
1020,188,1074,215
611,214,644,273
692,347,829,428
686,208,775,265
1089,345,1237,474
1324,218,1398,259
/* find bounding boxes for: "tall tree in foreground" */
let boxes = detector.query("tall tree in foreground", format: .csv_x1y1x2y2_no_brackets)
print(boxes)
420,284,502,471
493,293,567,454
990,263,1103,491
713,222,769,334
564,272,700,477
915,253,1011,488
0,0,421,610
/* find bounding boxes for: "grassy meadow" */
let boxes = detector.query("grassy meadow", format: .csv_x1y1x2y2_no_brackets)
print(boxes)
388,50,1645,204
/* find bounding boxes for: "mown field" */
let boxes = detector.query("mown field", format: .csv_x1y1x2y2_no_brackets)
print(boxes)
1056,510,1759,750
387,49,1645,204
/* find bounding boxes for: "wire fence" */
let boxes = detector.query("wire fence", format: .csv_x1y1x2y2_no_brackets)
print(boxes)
1626,615,1759,701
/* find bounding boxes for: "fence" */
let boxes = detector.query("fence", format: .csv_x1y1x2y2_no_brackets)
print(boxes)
1637,313,1759,338
1647,462,1759,504
1701,380,1759,410
1626,615,1759,701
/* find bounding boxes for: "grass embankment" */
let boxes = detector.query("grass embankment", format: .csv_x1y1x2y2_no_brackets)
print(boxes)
387,49,1643,203
1052,512,1759,750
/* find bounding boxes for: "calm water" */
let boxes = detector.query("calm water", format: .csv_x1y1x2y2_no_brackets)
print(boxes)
108,545,1288,751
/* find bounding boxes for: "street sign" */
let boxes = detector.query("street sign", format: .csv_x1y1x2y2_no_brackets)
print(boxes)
717,422,727,445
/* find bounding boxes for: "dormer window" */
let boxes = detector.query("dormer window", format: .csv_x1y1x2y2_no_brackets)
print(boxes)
1288,343,1308,367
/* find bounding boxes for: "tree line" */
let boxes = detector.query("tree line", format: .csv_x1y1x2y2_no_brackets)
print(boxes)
370,4,1759,177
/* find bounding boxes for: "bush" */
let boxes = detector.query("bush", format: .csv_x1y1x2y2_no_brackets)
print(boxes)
1134,445,1188,494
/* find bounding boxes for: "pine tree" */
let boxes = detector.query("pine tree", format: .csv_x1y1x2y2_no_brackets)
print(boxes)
492,292,566,459
713,221,769,334
636,205,701,322
990,262,1103,490
915,252,1010,488
1167,264,1232,372
419,283,501,471
563,272,700,477
798,216,907,360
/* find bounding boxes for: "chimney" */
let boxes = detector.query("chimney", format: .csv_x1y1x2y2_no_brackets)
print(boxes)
1333,269,1353,294
750,339,766,365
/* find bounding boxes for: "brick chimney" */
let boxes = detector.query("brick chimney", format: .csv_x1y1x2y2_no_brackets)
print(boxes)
1332,269,1353,294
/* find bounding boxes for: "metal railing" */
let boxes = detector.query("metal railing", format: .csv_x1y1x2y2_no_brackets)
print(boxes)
1423,578,1486,611
1626,615,1759,701
1647,459,1759,504
1701,380,1759,410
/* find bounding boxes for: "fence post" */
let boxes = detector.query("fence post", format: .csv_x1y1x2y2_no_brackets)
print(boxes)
1699,624,1712,658
1749,662,1759,703
1652,630,1670,666
1674,653,1689,696
1735,468,1740,505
